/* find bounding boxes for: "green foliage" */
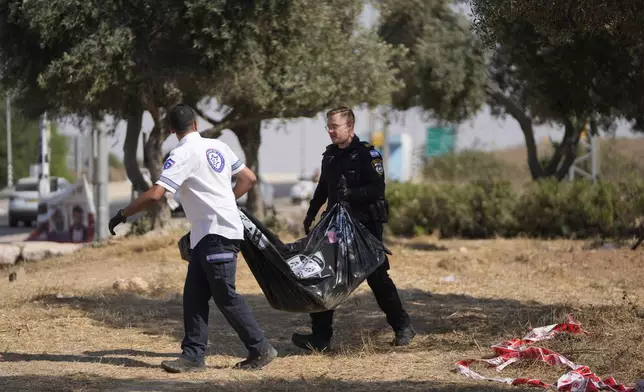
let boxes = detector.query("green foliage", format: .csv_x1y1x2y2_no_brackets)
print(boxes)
468,0,644,47
386,179,644,239
375,0,488,121
421,150,521,183
49,126,75,182
0,95,73,185
204,0,401,123
469,0,644,129
0,0,401,122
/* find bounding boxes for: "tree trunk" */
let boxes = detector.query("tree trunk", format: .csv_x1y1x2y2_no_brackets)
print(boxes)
487,86,585,182
143,105,171,230
553,118,584,180
123,102,149,193
233,121,265,220
487,88,544,179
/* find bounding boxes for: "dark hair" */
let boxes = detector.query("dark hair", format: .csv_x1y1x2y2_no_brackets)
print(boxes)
168,103,196,133
73,205,83,213
326,106,355,126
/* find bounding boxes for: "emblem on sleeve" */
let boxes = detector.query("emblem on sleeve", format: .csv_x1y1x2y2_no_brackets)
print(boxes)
371,159,384,175
369,149,381,158
163,158,176,170
206,149,226,173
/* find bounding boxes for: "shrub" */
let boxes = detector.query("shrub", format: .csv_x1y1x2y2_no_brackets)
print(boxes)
385,179,644,239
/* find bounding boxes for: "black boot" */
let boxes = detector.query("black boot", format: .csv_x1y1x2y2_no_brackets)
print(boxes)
291,333,331,352
234,344,278,370
393,326,416,346
161,357,206,373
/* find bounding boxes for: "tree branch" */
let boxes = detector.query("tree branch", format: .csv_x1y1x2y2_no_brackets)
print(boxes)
192,104,235,128
555,118,584,180
544,118,575,175
486,82,544,179
200,115,269,138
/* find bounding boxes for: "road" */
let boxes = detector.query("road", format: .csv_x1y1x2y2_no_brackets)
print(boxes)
0,181,300,243
0,198,132,243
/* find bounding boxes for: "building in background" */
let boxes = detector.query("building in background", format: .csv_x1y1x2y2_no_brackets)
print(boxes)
359,131,414,182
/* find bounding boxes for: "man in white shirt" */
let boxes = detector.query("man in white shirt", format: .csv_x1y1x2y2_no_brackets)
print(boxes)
108,103,277,372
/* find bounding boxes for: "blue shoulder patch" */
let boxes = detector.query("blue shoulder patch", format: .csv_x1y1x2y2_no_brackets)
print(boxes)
369,149,381,158
163,158,176,170
206,148,226,173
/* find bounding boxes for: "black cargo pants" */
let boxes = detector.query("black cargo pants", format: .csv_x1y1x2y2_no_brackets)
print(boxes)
180,234,270,361
308,221,411,339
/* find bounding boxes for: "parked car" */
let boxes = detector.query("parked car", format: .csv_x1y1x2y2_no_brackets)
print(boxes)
171,176,275,216
8,177,71,227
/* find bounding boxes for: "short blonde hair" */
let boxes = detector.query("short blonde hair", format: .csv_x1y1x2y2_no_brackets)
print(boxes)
326,106,355,126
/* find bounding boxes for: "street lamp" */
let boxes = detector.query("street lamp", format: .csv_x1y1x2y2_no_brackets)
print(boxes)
5,92,12,187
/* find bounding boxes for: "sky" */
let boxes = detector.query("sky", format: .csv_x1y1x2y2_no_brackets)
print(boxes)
57,3,644,179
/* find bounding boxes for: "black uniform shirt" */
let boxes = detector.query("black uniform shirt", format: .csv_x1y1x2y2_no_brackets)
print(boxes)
306,135,385,222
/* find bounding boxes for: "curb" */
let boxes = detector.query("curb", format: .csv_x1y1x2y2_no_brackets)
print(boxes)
0,242,84,266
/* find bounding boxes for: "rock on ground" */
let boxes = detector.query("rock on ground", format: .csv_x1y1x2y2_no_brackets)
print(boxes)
112,277,150,293
0,245,22,265
21,242,83,262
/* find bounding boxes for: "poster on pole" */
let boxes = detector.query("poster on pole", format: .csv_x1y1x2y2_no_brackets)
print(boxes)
27,176,96,243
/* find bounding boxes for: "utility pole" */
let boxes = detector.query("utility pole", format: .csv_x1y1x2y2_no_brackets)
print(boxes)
74,135,83,179
567,122,600,183
38,113,51,199
382,109,390,180
94,124,109,241
5,92,12,187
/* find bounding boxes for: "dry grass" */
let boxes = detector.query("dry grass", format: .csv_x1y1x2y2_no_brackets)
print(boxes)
494,136,644,181
1,231,643,392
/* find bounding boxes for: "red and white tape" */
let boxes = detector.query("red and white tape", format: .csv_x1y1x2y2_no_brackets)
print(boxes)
455,315,635,391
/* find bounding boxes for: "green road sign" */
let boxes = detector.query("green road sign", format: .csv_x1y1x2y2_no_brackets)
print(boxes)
425,126,456,157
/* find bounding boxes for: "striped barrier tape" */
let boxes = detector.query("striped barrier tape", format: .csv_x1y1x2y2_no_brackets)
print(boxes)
455,315,635,391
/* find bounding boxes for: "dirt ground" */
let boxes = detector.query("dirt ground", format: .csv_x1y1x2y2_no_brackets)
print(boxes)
1,231,643,392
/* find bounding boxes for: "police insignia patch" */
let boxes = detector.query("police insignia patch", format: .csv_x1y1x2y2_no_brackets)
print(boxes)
371,159,384,175
369,149,381,158
206,148,225,173
163,158,176,170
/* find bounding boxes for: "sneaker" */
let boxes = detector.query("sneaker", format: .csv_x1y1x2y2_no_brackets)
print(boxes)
234,345,278,370
161,357,206,373
393,326,416,346
291,333,331,352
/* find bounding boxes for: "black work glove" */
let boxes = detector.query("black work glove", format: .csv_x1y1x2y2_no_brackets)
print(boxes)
108,209,127,235
337,175,349,201
303,215,314,235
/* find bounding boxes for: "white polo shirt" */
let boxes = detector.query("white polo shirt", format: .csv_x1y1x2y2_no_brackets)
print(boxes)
155,132,246,248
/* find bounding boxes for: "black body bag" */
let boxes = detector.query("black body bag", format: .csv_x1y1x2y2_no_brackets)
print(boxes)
238,202,392,313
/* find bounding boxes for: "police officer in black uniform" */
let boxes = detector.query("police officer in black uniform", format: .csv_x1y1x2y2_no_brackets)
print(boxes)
291,107,416,352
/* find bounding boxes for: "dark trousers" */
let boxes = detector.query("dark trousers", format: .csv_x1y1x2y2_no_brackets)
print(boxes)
181,234,269,361
309,222,411,339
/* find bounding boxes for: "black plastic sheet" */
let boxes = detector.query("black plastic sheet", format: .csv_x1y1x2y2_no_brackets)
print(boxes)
239,202,391,313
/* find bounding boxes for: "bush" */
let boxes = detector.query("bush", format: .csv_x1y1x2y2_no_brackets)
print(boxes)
385,179,644,239
514,179,617,238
